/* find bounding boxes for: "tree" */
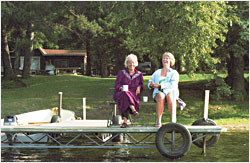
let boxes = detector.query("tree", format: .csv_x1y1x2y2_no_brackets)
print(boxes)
22,23,34,79
120,1,248,100
221,2,248,100
1,2,17,80
1,29,16,80
2,2,39,79
117,2,230,74
91,2,131,76
19,2,49,79
54,2,102,76
1,2,68,79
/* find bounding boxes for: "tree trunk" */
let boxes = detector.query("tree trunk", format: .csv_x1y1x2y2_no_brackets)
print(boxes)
224,16,247,101
226,52,246,100
1,30,16,80
225,52,233,87
86,39,92,76
80,58,85,75
14,39,23,75
22,24,34,79
13,49,21,75
178,56,186,73
22,46,32,79
100,54,108,78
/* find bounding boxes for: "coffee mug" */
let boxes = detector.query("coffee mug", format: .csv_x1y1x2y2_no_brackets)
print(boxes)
143,96,148,102
123,85,128,91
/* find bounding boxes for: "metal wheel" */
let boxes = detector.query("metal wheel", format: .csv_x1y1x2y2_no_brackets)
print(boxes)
191,118,220,148
6,133,16,145
50,115,61,140
156,123,192,159
50,115,61,123
112,115,122,125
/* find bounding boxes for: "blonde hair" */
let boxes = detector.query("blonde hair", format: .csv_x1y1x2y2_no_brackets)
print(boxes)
163,52,175,66
124,54,138,67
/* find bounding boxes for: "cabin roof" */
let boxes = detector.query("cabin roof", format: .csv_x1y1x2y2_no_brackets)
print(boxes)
39,47,87,56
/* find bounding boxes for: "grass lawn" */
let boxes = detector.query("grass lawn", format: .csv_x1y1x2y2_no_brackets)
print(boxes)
1,74,249,126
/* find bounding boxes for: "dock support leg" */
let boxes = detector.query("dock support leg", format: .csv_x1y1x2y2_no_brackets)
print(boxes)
202,134,206,156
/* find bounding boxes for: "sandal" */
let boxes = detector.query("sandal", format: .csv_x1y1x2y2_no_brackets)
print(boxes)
132,110,139,116
121,123,128,128
155,123,162,128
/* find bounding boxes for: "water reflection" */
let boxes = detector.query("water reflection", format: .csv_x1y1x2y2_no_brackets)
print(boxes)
102,148,131,162
1,131,249,162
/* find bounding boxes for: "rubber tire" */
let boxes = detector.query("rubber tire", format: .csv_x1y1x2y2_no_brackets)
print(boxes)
191,118,220,148
156,123,192,159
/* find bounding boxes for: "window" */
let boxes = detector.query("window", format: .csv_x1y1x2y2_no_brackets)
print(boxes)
20,56,40,71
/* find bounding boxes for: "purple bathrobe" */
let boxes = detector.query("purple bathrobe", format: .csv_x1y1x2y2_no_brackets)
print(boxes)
113,69,144,114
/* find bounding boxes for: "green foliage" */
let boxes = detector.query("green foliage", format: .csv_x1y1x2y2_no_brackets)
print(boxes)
117,2,231,73
2,2,248,87
231,90,245,101
205,75,232,100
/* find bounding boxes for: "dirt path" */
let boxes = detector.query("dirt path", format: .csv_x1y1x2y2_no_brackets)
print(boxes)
221,124,249,131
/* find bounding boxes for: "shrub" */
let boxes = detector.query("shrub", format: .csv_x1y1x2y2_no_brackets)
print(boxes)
206,75,232,100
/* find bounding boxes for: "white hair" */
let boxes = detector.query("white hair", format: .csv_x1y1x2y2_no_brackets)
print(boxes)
124,54,138,67
163,52,175,66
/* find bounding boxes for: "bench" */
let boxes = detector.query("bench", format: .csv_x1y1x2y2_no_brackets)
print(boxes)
54,67,81,75
106,88,184,126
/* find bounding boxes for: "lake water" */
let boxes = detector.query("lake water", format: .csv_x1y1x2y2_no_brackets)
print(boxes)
1,131,249,162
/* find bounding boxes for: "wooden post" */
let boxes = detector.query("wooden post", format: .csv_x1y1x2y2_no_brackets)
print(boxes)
172,89,177,123
202,90,209,155
171,89,177,148
83,97,86,120
114,104,117,117
204,90,210,120
58,92,63,117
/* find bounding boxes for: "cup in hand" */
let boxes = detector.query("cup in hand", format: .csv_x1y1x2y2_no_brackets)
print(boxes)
143,96,148,102
122,85,128,91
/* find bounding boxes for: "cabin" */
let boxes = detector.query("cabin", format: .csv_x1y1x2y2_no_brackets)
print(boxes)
38,48,87,75
3,47,87,75
137,62,152,75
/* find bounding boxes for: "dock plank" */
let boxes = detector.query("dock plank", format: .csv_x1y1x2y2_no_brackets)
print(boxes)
1,125,226,133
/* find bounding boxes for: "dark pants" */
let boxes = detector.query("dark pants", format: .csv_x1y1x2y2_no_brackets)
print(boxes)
121,108,132,119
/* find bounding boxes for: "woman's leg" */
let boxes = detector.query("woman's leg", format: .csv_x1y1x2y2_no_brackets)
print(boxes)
155,92,166,124
129,105,136,112
123,117,128,124
166,93,173,120
129,104,139,115
121,108,130,122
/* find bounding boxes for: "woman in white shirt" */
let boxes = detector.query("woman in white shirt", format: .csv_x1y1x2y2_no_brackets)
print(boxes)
148,52,180,127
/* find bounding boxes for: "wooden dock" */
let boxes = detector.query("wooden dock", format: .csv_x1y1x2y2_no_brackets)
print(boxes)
1,124,226,133
1,122,226,159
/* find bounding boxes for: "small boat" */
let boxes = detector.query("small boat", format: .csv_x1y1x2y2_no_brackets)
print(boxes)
1,108,76,143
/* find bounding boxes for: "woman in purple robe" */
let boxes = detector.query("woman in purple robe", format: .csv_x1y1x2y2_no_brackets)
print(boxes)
113,54,144,128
